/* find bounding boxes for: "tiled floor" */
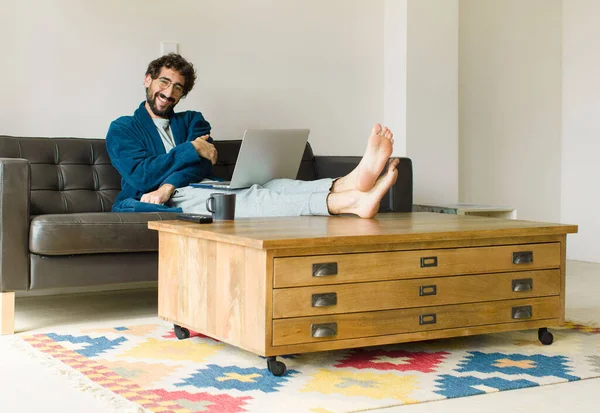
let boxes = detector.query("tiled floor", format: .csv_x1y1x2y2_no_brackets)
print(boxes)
0,260,599,412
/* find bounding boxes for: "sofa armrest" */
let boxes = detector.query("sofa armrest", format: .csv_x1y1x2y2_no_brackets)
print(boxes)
0,158,30,291
313,156,413,213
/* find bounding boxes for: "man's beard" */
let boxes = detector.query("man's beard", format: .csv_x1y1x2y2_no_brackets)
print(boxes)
146,89,177,118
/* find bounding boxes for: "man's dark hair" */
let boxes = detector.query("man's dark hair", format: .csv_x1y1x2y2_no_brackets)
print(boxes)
145,53,196,97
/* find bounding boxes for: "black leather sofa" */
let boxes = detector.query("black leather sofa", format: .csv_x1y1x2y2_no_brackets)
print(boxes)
0,136,413,333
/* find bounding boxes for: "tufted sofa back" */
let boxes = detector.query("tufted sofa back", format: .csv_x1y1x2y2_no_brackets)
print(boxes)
0,136,318,216
0,136,121,215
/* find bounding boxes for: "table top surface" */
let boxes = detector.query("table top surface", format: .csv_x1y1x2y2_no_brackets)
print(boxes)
148,212,577,250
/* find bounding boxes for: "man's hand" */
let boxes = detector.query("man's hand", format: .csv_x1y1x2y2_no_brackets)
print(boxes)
140,184,176,205
191,134,217,165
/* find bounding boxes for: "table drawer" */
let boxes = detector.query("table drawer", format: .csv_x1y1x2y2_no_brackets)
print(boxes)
272,269,560,318
273,243,560,288
272,296,560,346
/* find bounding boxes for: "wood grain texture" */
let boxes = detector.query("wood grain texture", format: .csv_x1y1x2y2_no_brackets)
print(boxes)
157,232,267,354
268,234,567,257
559,235,567,324
272,297,560,346
265,319,560,356
273,270,561,318
149,213,577,359
148,213,577,249
274,243,561,288
0,292,15,335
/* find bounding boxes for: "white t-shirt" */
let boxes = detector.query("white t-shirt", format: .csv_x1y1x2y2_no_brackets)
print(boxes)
152,118,175,153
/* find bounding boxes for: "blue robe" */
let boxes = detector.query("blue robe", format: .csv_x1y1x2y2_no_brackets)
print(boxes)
106,102,213,212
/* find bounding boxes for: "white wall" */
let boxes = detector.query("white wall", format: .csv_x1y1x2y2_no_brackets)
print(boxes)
407,0,459,204
384,0,408,156
562,1,600,262
0,0,387,156
459,0,563,223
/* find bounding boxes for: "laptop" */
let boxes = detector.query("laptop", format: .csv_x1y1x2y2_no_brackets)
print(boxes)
191,128,310,190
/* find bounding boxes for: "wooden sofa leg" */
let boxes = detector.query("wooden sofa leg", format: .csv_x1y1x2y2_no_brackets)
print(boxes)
0,292,15,335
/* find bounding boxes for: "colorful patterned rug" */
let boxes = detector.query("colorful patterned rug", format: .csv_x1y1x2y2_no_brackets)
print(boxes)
17,321,600,413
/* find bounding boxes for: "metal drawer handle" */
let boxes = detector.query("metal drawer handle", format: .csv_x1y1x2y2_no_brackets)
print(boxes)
419,314,437,325
419,285,437,296
420,256,438,268
513,251,533,265
512,278,533,292
311,323,337,338
312,262,338,277
311,293,338,307
512,305,533,319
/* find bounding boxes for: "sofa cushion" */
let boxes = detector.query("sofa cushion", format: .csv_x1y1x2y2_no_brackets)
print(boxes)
29,212,177,255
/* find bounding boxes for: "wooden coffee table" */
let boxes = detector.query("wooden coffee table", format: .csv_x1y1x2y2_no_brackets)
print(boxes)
148,213,577,376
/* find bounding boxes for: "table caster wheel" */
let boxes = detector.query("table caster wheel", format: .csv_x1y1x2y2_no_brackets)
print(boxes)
267,356,287,376
174,324,190,340
538,327,553,345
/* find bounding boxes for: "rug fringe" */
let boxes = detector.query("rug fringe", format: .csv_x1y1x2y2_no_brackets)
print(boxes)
8,335,147,413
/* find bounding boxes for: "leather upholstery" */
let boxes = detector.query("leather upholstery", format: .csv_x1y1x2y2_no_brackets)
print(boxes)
30,252,158,289
0,137,122,215
30,212,177,255
0,135,413,292
0,158,30,291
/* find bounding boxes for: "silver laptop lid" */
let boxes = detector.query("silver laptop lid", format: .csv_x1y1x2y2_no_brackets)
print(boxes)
227,129,310,189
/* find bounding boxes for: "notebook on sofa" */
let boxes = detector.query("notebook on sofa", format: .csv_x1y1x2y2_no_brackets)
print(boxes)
191,128,310,190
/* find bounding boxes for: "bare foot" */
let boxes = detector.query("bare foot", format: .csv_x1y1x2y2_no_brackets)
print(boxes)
328,158,399,218
332,124,394,193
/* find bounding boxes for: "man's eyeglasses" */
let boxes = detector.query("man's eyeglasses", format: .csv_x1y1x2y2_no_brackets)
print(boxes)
156,77,185,96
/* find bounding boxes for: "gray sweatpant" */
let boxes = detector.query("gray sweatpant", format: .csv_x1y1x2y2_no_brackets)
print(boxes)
167,178,334,217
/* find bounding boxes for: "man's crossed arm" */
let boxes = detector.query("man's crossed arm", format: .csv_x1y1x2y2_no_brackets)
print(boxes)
139,134,218,204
